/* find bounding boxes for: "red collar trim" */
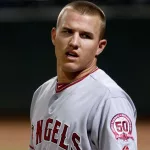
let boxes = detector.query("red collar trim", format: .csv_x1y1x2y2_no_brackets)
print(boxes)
56,67,99,93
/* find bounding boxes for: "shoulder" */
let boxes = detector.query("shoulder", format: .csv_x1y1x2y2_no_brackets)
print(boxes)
90,69,128,98
89,69,136,122
30,76,57,119
90,69,136,112
33,76,57,98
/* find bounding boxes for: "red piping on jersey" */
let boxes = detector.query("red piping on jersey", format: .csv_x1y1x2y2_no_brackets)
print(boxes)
29,145,35,150
56,67,99,93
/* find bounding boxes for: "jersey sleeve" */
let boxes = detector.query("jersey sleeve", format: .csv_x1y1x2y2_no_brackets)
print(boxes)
29,86,42,150
91,97,137,150
28,124,35,150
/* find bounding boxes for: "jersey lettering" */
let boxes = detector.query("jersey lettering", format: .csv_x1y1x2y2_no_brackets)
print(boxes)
44,118,53,141
36,120,43,144
59,124,69,149
34,117,81,150
51,120,61,144
72,133,81,150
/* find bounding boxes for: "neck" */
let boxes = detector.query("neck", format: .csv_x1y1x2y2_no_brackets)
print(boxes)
57,60,98,83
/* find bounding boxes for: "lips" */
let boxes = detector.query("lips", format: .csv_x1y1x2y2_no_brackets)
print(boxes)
65,51,79,57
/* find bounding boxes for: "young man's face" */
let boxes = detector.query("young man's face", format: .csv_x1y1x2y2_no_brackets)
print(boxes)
51,9,106,73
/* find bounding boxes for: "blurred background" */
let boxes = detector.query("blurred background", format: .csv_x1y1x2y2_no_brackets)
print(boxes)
0,0,150,150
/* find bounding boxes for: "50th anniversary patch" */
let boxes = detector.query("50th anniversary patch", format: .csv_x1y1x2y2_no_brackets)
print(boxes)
110,113,134,141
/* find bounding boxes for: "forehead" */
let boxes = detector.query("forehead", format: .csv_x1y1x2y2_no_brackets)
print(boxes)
58,9,101,33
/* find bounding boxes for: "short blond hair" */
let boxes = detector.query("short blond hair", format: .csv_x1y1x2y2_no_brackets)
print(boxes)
56,1,106,39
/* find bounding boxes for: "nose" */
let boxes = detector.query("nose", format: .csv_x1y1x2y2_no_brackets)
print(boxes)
69,33,80,49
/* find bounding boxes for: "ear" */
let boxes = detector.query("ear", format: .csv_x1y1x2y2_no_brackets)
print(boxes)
96,39,107,56
51,27,56,46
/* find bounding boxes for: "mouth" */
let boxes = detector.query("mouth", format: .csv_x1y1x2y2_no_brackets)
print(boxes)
65,51,78,58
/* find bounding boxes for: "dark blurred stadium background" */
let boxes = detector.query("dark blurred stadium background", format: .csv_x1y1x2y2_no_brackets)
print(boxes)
0,0,150,150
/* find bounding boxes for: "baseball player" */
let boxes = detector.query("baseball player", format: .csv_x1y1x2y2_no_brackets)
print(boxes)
29,1,137,150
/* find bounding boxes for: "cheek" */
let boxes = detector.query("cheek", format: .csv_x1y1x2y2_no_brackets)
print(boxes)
55,37,68,51
54,38,65,56
82,43,97,57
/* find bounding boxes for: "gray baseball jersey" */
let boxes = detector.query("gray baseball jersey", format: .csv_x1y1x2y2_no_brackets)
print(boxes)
29,68,137,150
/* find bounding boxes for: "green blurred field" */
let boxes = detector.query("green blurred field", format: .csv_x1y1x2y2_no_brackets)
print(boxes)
0,117,149,150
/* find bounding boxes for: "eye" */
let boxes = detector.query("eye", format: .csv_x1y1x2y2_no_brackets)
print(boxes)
80,33,91,39
62,29,73,34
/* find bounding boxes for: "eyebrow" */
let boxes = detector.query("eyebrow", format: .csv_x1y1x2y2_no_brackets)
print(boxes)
82,31,94,38
62,27,94,38
62,27,71,30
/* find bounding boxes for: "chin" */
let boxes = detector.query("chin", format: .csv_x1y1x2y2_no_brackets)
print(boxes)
62,63,81,73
